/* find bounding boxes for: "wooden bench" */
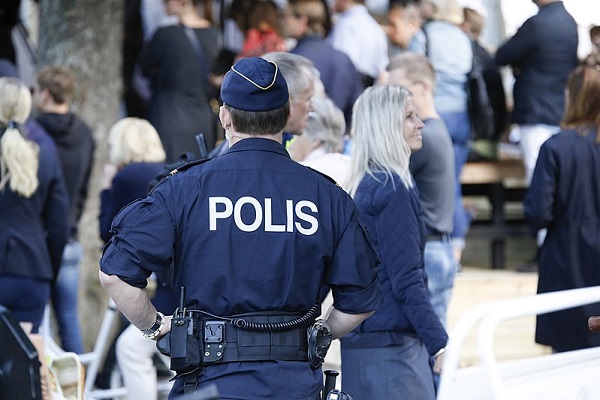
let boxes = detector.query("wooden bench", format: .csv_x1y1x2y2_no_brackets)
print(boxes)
460,159,530,269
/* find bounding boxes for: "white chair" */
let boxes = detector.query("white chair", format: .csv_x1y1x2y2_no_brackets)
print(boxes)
42,299,171,399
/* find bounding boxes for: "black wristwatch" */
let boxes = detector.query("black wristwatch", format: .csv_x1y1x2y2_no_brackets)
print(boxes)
141,312,165,340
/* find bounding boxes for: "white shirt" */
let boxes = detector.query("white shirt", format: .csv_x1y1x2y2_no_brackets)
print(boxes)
301,148,351,191
327,5,389,79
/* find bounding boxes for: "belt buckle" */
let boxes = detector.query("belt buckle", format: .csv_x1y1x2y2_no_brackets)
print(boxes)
203,321,225,364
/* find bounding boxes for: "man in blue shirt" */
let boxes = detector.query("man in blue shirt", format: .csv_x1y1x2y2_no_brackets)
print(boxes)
495,0,578,184
283,0,363,128
99,57,381,399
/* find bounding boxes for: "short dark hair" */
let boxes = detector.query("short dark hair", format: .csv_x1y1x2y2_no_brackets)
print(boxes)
36,65,75,105
226,102,290,135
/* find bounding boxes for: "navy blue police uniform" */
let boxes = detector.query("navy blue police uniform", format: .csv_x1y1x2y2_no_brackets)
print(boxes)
100,57,381,399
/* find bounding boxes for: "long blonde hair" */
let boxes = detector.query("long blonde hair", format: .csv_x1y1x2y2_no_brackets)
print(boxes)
347,85,413,197
0,77,39,197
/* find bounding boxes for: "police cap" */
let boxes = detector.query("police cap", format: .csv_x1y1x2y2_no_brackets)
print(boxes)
220,57,289,112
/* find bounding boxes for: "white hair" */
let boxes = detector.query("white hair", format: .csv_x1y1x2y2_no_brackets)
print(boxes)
108,118,166,167
304,96,346,153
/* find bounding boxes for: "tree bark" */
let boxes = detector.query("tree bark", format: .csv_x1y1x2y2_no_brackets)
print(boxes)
37,0,123,351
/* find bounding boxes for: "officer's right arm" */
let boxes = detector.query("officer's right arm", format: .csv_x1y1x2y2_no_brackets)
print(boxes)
326,308,374,340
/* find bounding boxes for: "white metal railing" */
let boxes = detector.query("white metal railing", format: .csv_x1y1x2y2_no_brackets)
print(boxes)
438,285,600,400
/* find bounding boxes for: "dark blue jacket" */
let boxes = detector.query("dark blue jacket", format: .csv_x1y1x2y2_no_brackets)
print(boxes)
525,127,600,352
100,138,381,398
0,124,69,281
341,172,448,356
495,1,578,126
291,35,363,128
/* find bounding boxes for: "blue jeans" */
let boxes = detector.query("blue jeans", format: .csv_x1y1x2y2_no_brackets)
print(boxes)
424,240,458,328
439,110,472,246
341,336,436,400
0,276,50,333
51,240,84,353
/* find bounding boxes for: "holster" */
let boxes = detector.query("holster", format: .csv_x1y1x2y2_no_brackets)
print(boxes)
156,311,200,374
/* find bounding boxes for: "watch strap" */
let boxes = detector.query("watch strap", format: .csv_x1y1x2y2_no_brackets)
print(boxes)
141,311,165,339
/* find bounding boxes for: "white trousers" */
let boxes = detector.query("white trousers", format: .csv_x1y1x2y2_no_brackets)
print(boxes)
519,124,559,247
518,124,560,185
116,324,173,400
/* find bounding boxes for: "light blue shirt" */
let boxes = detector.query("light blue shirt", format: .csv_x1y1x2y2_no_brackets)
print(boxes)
327,5,388,79
412,21,472,113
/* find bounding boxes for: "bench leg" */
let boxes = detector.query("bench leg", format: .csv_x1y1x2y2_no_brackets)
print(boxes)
491,239,505,269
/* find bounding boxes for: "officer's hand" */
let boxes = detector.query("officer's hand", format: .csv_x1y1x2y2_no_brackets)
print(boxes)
154,315,172,341
433,350,445,375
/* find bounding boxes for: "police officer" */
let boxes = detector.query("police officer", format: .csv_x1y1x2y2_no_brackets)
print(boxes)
99,57,382,399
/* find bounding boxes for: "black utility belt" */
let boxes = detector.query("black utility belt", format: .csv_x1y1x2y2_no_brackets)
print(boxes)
201,317,309,364
157,309,327,375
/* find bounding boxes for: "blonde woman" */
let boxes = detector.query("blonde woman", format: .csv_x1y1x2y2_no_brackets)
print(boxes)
98,117,176,400
341,85,448,399
99,117,167,243
0,77,69,332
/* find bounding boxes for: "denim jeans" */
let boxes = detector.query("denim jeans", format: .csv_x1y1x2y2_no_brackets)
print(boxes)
341,336,436,400
51,240,84,353
439,110,471,246
423,240,458,328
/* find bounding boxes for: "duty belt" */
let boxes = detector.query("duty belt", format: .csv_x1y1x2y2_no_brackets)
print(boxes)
200,314,310,364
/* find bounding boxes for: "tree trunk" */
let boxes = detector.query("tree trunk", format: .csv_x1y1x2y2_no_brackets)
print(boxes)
37,0,123,351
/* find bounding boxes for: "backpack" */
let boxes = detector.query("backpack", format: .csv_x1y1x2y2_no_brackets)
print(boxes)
466,49,495,141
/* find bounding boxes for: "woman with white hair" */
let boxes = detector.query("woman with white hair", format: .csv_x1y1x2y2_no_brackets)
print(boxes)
340,85,448,399
0,77,69,332
288,96,350,189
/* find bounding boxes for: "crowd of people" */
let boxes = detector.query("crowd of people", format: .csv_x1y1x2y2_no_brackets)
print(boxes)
1,0,599,399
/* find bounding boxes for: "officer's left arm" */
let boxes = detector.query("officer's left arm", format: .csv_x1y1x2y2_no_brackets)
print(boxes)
325,201,382,323
98,271,170,338
326,308,374,340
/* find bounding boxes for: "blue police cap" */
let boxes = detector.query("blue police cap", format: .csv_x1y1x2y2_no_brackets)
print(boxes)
220,57,289,112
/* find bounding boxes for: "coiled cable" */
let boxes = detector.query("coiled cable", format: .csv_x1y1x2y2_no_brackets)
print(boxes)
231,303,321,332
186,303,321,332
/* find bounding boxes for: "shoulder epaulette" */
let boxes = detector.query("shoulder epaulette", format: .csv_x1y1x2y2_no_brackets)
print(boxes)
167,157,210,176
149,157,212,194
